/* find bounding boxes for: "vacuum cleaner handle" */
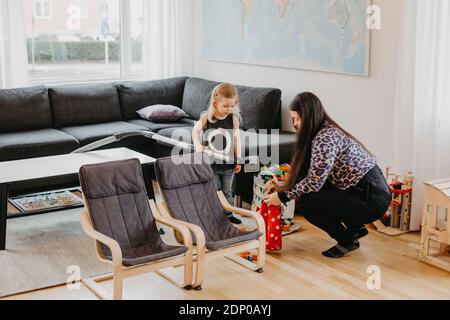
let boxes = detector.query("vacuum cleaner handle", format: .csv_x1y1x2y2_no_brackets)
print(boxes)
71,130,260,171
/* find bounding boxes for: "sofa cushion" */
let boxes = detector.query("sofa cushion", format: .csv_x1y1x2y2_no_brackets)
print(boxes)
137,104,188,123
157,126,194,146
0,86,52,133
0,129,80,161
117,77,187,120
182,78,282,130
49,84,122,128
128,118,196,132
61,121,148,147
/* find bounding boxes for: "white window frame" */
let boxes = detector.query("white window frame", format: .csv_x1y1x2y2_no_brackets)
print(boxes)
120,0,133,78
33,0,52,20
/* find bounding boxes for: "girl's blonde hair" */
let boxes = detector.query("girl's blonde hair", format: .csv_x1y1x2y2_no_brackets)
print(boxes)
207,83,242,124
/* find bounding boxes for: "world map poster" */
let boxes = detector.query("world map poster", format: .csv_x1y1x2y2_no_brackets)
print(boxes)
204,0,371,76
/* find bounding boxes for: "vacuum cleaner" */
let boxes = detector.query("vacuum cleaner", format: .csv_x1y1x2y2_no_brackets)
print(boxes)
71,130,261,173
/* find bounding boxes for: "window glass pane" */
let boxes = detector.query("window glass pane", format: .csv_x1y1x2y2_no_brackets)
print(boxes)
34,2,42,18
81,0,88,19
70,0,88,19
43,2,50,17
23,0,121,84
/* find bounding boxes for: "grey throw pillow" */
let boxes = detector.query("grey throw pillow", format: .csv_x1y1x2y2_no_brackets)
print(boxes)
136,104,188,123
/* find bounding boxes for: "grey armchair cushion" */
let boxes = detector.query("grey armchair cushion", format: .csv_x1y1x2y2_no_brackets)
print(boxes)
0,129,79,161
49,84,122,128
117,77,188,120
79,159,187,267
182,78,282,130
155,153,263,251
157,153,214,189
61,121,148,146
0,86,52,133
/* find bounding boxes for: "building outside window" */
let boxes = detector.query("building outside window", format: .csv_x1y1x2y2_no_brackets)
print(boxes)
23,0,144,84
33,0,52,19
69,0,89,19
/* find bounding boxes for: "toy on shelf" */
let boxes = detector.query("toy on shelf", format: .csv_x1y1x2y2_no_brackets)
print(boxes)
251,164,301,251
420,178,450,273
373,168,414,236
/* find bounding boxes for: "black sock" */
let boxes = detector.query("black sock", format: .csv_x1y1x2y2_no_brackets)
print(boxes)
322,242,360,259
352,227,369,242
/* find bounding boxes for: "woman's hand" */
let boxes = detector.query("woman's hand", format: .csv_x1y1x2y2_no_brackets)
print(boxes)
264,179,281,193
263,192,282,206
233,165,242,174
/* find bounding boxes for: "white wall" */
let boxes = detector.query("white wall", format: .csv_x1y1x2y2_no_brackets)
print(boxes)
193,0,406,170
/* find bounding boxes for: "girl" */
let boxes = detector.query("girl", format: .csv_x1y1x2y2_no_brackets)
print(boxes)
264,92,391,258
192,83,243,224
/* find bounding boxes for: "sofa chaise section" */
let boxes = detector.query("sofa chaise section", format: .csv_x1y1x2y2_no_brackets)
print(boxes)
154,78,294,162
117,78,198,133
181,78,283,131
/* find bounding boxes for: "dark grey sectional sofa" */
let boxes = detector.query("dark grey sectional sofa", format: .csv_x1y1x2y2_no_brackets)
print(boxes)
0,77,296,202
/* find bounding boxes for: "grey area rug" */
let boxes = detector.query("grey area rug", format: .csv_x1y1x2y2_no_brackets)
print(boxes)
0,209,110,298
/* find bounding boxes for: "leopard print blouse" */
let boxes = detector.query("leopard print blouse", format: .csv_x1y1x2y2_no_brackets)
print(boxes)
280,122,377,202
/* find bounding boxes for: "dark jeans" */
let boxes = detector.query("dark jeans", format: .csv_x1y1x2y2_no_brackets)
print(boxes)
295,165,392,246
213,167,235,216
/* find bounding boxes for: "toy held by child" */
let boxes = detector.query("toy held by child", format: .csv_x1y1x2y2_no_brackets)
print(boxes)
192,83,243,224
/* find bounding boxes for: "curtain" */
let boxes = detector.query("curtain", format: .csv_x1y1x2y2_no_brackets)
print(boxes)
0,0,28,88
412,0,450,229
142,0,194,80
393,0,450,230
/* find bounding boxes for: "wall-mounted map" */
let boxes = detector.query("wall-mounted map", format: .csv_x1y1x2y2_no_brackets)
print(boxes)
204,0,371,76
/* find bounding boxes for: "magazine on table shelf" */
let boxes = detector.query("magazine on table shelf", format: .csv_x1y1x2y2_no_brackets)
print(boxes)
9,189,83,214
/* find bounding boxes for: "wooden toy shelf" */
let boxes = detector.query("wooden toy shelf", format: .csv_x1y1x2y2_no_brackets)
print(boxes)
373,168,415,237
419,178,450,272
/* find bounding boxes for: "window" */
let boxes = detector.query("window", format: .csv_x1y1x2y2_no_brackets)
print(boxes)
33,0,52,19
23,0,144,84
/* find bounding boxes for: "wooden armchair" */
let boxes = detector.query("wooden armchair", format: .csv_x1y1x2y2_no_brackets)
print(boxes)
154,153,266,290
79,159,194,300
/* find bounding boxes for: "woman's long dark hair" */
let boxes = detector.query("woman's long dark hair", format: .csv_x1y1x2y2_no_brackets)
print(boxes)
283,92,373,191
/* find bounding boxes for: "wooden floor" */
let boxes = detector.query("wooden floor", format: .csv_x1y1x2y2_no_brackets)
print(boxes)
3,218,450,300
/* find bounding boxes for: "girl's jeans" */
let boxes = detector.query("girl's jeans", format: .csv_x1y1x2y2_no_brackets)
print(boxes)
213,167,235,216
